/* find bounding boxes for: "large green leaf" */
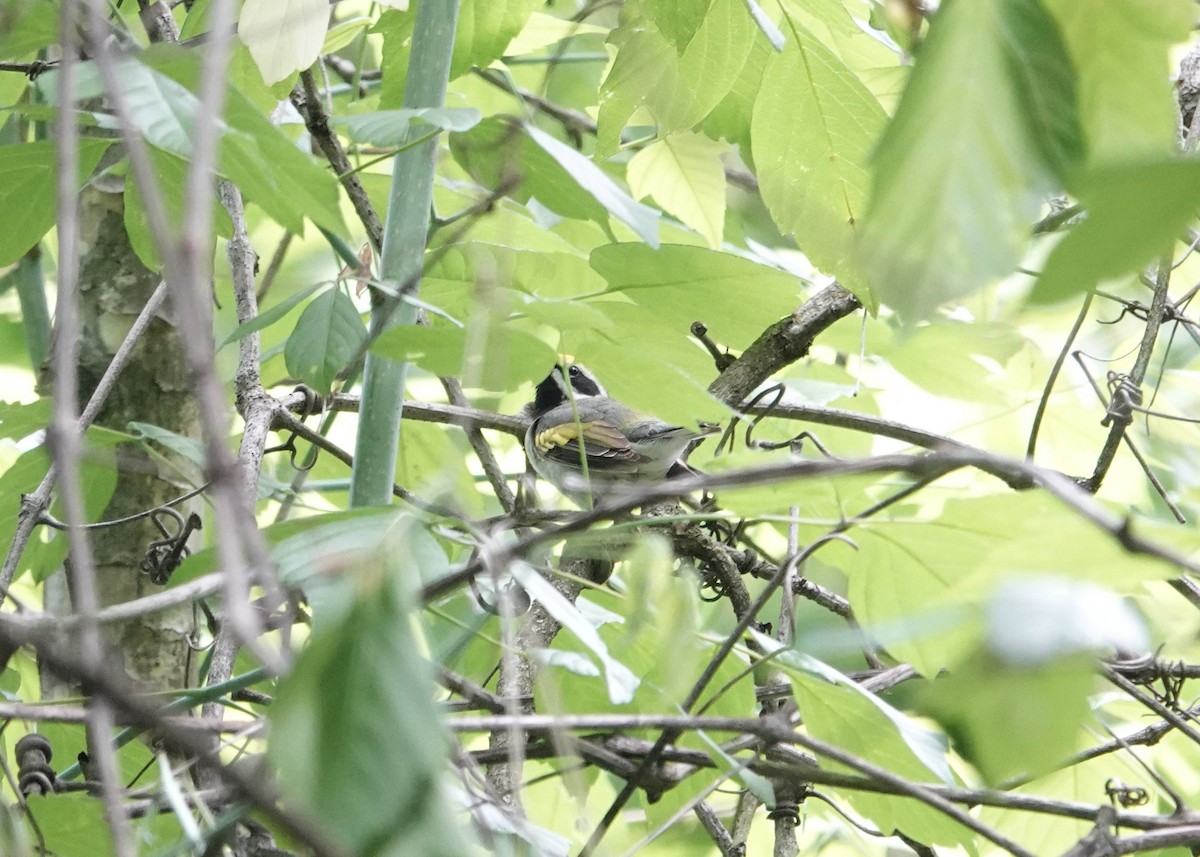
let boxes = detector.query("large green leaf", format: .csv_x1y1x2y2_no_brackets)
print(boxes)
53,51,347,237
860,0,1082,318
270,540,464,856
1042,0,1191,164
527,124,661,248
848,491,1180,675
779,650,974,848
0,0,59,59
376,0,540,108
0,139,109,267
238,0,328,85
124,147,233,271
751,18,884,302
921,651,1095,785
1034,158,1200,303
596,0,756,157
283,288,367,394
626,132,728,249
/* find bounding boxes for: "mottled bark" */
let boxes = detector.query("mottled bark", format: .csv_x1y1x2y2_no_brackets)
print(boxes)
42,185,201,695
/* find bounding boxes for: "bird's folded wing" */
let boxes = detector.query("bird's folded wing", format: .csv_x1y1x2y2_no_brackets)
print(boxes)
533,420,648,472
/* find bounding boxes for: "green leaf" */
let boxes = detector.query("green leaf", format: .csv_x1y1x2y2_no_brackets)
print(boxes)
450,0,541,80
0,0,59,59
238,0,328,85
26,792,182,857
0,139,109,267
848,492,1179,675
860,0,1082,318
218,282,329,350
377,0,540,108
626,132,728,249
332,107,482,146
597,0,756,158
127,421,207,468
589,243,802,346
322,16,372,55
525,124,660,248
1034,158,1200,303
283,288,367,394
372,324,467,377
270,556,464,856
509,561,641,704
504,11,608,56
751,19,884,301
920,650,1094,785
124,147,233,271
632,0,715,53
0,399,50,441
782,652,974,847
1042,0,1191,164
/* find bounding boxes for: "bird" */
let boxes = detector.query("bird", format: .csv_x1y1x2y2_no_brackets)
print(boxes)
523,363,714,505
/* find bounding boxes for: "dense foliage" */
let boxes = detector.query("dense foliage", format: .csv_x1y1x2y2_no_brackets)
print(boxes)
1,0,1200,855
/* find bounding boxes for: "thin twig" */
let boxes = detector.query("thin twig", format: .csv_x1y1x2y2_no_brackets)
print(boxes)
52,8,134,853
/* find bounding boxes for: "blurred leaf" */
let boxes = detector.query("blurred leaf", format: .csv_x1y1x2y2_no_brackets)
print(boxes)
450,0,541,79
284,288,367,394
504,12,607,55
525,124,660,248
322,16,372,54
860,0,1081,318
984,577,1148,666
627,132,728,249
1042,0,1191,164
238,0,328,85
124,147,233,271
377,0,540,107
632,0,714,53
0,399,49,441
878,321,1026,402
0,0,58,58
451,118,608,227
270,558,465,856
0,139,109,268
169,508,444,615
510,561,640,704
783,653,973,848
920,650,1094,785
333,107,482,146
26,792,180,857
1034,158,1200,303
751,18,884,301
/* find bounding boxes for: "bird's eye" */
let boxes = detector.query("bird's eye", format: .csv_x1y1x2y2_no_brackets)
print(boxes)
568,366,580,378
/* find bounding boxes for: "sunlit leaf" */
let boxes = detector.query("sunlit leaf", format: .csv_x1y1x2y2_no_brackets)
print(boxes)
751,19,884,301
626,132,727,249
270,553,464,856
1034,158,1200,303
0,139,109,267
238,0,328,85
860,0,1082,318
1042,0,1191,164
597,0,756,157
920,650,1095,785
526,124,660,248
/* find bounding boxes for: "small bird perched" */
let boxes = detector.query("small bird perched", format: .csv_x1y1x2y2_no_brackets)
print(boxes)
523,363,714,505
